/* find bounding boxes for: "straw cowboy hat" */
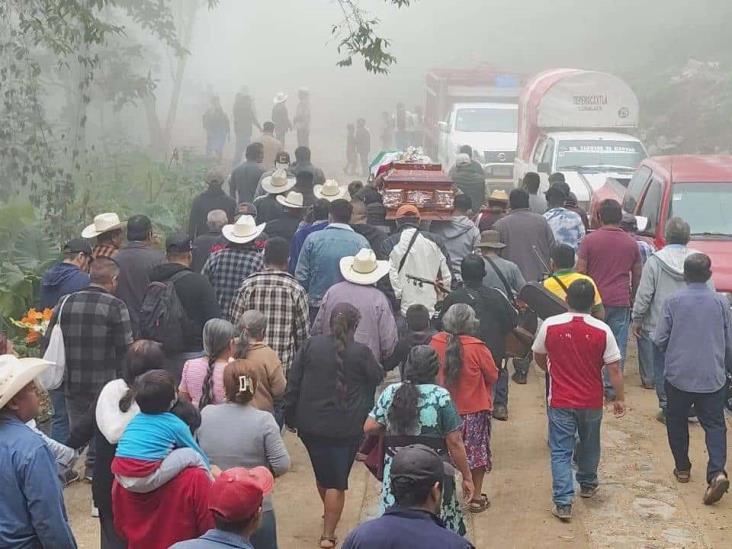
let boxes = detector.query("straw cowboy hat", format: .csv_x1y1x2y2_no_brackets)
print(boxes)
260,168,296,195
276,191,305,209
475,230,506,249
339,248,390,285
314,179,349,202
81,213,125,239
0,355,52,410
222,215,266,245
487,189,509,203
273,92,288,104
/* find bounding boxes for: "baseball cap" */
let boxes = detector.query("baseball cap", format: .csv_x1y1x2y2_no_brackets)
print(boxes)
165,232,193,253
209,467,275,521
390,444,444,484
64,238,93,256
275,151,291,165
395,204,420,219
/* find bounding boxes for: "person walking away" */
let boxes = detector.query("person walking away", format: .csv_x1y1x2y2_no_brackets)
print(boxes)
259,122,282,170
48,257,133,481
359,185,391,233
652,253,731,504
379,111,395,150
148,234,222,381
265,190,305,244
271,93,291,147
254,168,295,223
355,118,371,177
189,168,237,240
383,304,436,376
494,188,555,284
312,248,397,362
112,214,165,335
294,87,311,147
229,238,309,373
395,102,410,150
179,319,236,409
83,212,126,259
430,194,480,284
292,170,317,208
231,310,287,414
203,216,265,316
345,123,358,175
203,97,230,158
476,230,525,295
349,198,388,258
230,143,266,205
439,256,517,421
431,304,499,512
532,279,626,522
295,199,370,323
386,205,452,320
577,199,641,399
289,198,330,273
232,91,261,167
543,185,585,250
292,146,326,187
191,210,228,273
197,360,290,549
284,304,384,549
621,212,655,264
449,154,486,214
543,244,604,319
342,444,474,549
522,172,546,214
565,192,589,231
255,151,294,200
633,218,706,420
476,190,509,232
364,345,474,535
0,355,77,548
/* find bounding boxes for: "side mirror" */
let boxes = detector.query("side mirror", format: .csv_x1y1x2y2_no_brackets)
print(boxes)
438,121,449,133
635,215,649,233
537,161,551,174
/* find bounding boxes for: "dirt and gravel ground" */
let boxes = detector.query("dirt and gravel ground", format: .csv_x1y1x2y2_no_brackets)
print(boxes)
65,343,731,548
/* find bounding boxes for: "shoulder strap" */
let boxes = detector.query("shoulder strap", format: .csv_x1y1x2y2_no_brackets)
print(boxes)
550,273,570,294
484,256,516,304
168,270,194,285
397,228,421,274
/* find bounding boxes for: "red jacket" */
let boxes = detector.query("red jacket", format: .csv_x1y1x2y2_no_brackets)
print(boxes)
112,467,214,549
431,333,498,415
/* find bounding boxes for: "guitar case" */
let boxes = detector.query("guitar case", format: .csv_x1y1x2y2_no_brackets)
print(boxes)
518,282,569,320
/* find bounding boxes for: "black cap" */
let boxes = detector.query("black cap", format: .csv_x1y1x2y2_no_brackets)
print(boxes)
64,238,93,256
166,232,193,253
275,151,291,165
390,444,444,484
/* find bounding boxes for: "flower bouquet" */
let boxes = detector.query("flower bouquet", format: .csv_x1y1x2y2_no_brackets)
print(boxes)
11,308,53,345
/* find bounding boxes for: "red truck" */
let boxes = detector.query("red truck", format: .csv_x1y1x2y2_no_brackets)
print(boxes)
592,155,732,294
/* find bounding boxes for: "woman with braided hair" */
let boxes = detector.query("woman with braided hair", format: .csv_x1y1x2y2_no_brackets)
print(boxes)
284,302,384,549
364,345,475,536
179,319,235,409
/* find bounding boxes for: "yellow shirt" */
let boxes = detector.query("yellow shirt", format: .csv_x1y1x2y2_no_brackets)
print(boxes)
543,271,602,307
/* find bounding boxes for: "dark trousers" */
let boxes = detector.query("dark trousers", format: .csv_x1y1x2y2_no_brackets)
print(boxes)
99,511,126,549
66,394,96,475
297,128,309,148
358,151,370,177
665,382,727,483
49,387,70,443
232,132,252,167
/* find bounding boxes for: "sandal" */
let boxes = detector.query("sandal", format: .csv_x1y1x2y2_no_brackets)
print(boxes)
319,535,338,548
468,493,491,513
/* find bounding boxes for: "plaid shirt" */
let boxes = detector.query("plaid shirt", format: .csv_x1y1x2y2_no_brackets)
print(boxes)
229,269,309,371
92,243,119,259
50,286,133,397
203,246,264,316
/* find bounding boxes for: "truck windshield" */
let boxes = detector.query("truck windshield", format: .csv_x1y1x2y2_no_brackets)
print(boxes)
671,183,732,237
454,108,517,133
555,140,646,171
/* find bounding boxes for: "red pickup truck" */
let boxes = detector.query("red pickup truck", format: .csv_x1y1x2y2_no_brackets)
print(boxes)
591,155,732,294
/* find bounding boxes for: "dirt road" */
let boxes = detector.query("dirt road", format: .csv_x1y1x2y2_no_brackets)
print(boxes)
65,346,731,548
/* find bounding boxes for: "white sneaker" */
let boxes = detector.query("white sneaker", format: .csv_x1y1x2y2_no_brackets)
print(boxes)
91,504,99,518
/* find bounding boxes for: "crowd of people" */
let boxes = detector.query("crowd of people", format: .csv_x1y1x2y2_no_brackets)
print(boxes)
1,126,730,549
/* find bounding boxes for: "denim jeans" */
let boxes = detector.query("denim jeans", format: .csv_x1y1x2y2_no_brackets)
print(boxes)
548,407,603,506
665,382,727,484
49,387,70,443
250,510,277,549
636,332,656,387
493,361,509,407
653,344,667,411
602,306,630,397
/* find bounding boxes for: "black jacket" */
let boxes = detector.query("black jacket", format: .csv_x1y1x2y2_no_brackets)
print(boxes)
438,282,517,361
230,161,266,204
284,335,384,440
253,194,286,224
191,232,225,273
351,224,389,260
265,215,301,245
149,263,222,351
383,328,436,374
188,187,237,239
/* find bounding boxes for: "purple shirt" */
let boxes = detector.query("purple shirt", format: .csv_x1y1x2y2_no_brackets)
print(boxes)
311,281,397,361
578,226,641,307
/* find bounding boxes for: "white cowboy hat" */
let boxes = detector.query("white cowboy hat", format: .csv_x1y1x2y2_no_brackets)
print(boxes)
222,215,266,245
339,248,390,286
273,92,288,104
276,191,305,209
314,179,349,202
260,168,296,195
81,212,125,239
0,355,52,410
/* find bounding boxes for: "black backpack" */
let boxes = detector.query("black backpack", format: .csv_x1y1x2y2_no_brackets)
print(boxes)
139,270,194,353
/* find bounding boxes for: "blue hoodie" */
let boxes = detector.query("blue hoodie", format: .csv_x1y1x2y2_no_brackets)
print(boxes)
39,262,90,310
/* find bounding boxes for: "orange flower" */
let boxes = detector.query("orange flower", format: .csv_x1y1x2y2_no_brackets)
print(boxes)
42,308,53,322
26,330,41,345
